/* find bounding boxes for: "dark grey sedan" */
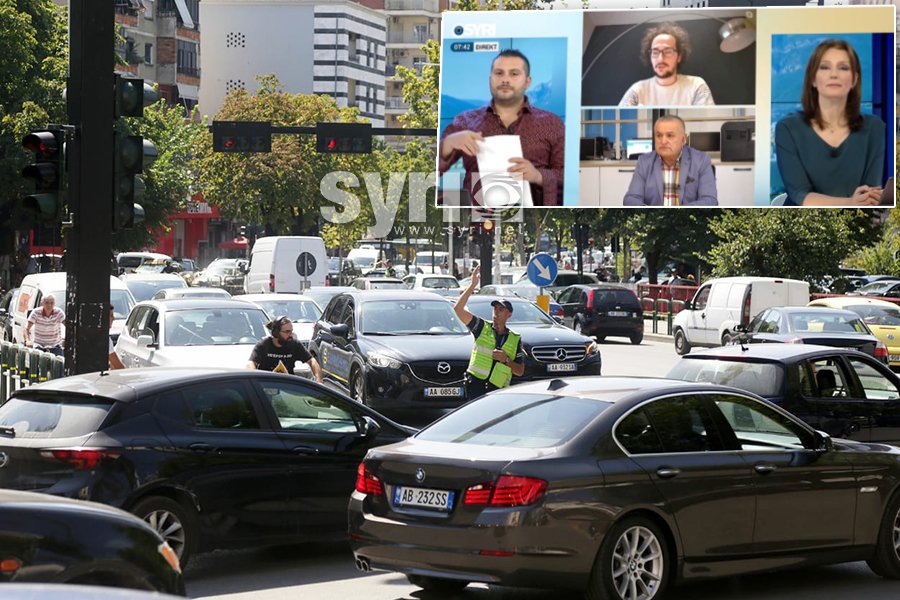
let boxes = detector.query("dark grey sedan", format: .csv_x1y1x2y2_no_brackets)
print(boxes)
349,377,900,600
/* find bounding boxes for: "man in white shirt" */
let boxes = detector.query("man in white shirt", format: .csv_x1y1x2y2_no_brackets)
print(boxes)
24,294,65,356
619,23,714,107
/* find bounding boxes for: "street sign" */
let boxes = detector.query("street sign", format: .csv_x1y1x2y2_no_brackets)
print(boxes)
296,252,317,276
527,253,558,287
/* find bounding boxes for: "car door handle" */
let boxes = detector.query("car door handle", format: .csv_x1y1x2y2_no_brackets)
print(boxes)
292,446,320,455
655,467,680,479
754,463,777,475
189,442,214,453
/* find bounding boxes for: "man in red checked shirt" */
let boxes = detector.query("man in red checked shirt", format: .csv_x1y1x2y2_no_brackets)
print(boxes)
439,49,565,207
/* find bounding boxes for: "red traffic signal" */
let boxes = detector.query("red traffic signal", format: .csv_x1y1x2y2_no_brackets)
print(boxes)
316,122,372,154
482,219,495,233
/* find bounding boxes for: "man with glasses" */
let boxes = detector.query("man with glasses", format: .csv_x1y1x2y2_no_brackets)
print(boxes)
619,23,714,107
247,315,323,382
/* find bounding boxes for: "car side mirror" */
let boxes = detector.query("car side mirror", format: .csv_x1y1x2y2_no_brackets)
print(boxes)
330,323,350,338
359,415,381,438
135,334,156,348
683,300,693,310
812,430,833,454
553,315,564,324
733,324,748,333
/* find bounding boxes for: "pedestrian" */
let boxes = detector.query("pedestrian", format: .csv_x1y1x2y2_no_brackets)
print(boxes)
247,315,323,382
454,265,524,400
383,259,396,278
108,306,125,370
23,294,65,357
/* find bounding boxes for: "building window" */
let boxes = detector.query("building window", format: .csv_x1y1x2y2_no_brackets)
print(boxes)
144,43,154,65
348,32,359,63
414,25,427,44
347,79,357,108
144,0,154,20
177,40,199,77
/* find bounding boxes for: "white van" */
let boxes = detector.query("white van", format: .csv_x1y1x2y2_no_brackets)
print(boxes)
413,250,450,275
346,248,382,274
672,276,810,355
12,272,137,344
244,236,327,293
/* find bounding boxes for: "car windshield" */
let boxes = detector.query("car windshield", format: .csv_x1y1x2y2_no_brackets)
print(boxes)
360,300,468,335
467,300,554,325
848,305,900,327
667,359,784,398
165,308,268,346
352,256,376,268
125,279,186,302
788,312,868,334
417,393,611,448
859,281,898,293
135,260,170,273
253,299,322,323
206,261,241,276
369,280,404,290
422,277,459,289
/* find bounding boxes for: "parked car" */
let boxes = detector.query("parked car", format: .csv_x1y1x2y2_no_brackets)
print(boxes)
309,291,473,425
350,277,406,291
667,343,900,444
0,489,184,594
517,270,602,296
476,283,563,319
120,272,188,302
737,306,887,362
463,296,601,379
232,293,323,345
0,287,19,342
0,368,412,567
152,286,232,300
401,274,461,297
350,376,900,597
672,276,810,355
116,252,171,275
850,279,900,298
556,284,644,344
808,296,900,369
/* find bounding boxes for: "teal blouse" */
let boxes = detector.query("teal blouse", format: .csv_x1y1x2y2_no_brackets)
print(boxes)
775,111,885,205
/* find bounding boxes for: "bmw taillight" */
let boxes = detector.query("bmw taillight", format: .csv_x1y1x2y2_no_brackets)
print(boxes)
463,475,547,507
875,340,888,360
355,462,384,496
269,273,275,292
40,449,121,470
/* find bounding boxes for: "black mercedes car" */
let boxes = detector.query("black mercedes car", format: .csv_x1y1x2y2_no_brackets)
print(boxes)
667,343,900,444
309,291,473,425
0,368,411,567
0,489,184,594
464,295,601,380
350,377,900,599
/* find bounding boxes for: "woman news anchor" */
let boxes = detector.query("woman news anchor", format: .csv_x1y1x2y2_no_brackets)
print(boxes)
774,39,885,206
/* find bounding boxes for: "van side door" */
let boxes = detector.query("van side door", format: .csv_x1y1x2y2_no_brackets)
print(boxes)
683,284,712,346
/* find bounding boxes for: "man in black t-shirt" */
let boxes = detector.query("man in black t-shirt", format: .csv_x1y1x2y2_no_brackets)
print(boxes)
247,316,323,382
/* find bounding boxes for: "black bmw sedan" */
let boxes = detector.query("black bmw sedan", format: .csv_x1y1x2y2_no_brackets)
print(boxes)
350,377,900,599
0,368,411,567
309,291,474,424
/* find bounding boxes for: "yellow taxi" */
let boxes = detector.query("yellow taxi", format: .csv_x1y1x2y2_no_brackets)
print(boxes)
808,296,900,368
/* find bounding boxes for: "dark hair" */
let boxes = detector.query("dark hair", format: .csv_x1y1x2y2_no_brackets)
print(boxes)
492,49,530,76
640,23,691,67
267,316,291,336
801,39,863,132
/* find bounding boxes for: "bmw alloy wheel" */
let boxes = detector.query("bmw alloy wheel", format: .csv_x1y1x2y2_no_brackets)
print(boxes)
610,525,665,600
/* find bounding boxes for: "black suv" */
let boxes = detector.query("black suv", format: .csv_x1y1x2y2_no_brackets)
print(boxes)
557,284,644,344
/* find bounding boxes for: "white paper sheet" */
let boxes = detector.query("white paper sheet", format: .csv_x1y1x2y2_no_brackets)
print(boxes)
474,135,534,208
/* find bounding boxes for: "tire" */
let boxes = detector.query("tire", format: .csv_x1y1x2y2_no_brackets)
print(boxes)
630,333,643,345
673,329,691,355
350,368,367,405
597,336,606,343
721,331,734,346
132,496,197,568
587,516,670,600
406,574,469,593
574,320,585,336
867,492,900,579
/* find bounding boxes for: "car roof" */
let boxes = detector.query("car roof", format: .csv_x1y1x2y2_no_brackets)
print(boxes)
341,290,450,302
232,293,315,301
134,298,259,311
809,296,899,309
769,306,858,316
354,277,405,283
683,343,868,362
119,273,185,282
494,376,735,404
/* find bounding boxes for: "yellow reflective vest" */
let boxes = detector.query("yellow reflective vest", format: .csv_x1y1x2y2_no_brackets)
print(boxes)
467,320,520,389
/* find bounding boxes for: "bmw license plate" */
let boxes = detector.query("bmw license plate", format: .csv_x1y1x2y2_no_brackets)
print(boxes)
608,311,630,317
424,387,464,397
548,363,577,372
393,486,454,511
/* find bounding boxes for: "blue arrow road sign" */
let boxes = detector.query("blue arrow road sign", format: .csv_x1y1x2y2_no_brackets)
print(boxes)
527,253,558,287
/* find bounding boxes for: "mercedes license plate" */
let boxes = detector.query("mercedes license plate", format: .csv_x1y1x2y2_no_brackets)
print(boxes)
608,311,630,317
548,363,577,372
393,486,454,511
424,387,464,397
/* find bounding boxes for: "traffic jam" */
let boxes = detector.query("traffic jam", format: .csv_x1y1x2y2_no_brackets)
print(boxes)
0,240,899,600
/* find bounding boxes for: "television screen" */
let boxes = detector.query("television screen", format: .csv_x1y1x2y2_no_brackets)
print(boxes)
625,139,653,160
689,131,721,152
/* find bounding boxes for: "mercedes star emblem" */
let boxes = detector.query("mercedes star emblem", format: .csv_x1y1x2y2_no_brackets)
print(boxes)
0,452,9,469
437,362,451,374
556,348,568,361
415,468,426,483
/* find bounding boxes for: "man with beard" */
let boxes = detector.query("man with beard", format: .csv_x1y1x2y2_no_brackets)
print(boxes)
439,49,565,206
619,23,714,107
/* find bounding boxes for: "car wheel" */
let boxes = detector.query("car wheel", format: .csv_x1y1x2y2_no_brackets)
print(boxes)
407,574,469,593
867,492,900,579
630,332,643,345
674,329,691,355
574,320,584,335
350,368,367,405
721,331,734,346
587,516,669,600
132,496,197,568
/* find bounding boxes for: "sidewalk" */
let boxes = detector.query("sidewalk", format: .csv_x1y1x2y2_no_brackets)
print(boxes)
643,317,674,343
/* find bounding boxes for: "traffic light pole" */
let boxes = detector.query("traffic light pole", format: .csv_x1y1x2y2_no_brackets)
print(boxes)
65,1,114,375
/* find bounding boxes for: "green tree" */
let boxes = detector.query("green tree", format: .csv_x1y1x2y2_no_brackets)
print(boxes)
626,210,721,284
848,206,900,276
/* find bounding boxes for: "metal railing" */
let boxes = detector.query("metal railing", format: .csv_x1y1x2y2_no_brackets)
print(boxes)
0,342,65,402
386,0,439,11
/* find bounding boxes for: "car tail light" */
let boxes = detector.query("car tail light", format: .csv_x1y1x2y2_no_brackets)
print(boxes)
40,449,121,470
479,550,514,557
355,462,384,496
875,340,888,360
742,290,752,326
586,290,594,311
554,306,564,317
269,274,275,292
0,558,21,574
464,475,547,507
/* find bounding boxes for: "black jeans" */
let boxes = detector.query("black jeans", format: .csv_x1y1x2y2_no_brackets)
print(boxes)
465,373,500,401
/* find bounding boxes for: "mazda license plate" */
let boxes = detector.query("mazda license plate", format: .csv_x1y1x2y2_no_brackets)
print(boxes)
424,387,463,397
548,363,576,372
393,486,454,511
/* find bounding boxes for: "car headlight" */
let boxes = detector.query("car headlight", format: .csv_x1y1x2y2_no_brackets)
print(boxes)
586,341,599,356
368,352,402,369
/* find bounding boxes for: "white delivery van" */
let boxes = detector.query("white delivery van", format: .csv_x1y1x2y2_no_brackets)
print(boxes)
244,236,327,293
346,247,381,274
672,276,809,355
413,250,450,274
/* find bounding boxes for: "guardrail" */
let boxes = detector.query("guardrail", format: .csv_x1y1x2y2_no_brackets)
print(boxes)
0,342,65,402
636,283,699,303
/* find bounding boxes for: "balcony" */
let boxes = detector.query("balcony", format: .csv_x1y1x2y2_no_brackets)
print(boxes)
178,65,201,78
388,31,432,45
385,97,410,110
385,0,439,12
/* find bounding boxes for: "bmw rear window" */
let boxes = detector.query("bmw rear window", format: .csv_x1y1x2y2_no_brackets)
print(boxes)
667,359,783,398
0,396,114,438
417,393,610,448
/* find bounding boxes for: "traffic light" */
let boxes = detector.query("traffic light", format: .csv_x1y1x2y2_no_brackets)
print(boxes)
316,122,372,154
114,76,158,230
21,128,66,222
482,219,495,235
212,121,272,153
